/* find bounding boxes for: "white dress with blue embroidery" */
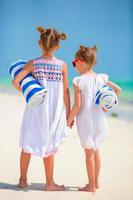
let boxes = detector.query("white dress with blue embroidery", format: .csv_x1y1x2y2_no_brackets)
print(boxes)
73,74,109,151
20,57,67,157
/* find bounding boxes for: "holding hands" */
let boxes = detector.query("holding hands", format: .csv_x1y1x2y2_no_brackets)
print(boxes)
67,118,75,129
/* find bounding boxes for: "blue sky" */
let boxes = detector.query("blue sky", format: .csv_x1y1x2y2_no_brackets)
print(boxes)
0,0,132,81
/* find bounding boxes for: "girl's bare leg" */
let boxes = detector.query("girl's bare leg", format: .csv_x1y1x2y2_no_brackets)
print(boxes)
43,155,65,191
79,149,95,192
94,150,101,188
17,150,31,188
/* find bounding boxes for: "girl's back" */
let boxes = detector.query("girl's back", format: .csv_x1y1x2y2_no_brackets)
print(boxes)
73,73,108,150
33,56,65,123
20,56,67,157
74,73,108,110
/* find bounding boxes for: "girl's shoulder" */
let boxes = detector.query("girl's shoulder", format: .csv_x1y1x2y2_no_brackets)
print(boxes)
97,73,109,83
53,57,66,66
22,59,34,71
73,76,83,90
33,56,65,66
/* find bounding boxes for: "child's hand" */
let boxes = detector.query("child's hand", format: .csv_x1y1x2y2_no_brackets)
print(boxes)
69,120,74,129
115,88,122,96
12,80,21,92
67,119,74,129
102,107,108,112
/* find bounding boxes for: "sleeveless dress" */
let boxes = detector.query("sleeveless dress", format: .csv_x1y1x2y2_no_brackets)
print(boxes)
19,57,67,157
73,73,109,151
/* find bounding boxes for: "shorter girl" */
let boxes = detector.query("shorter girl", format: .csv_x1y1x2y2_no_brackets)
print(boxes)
67,45,121,192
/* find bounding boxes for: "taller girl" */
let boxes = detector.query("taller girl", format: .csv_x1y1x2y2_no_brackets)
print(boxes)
12,26,70,191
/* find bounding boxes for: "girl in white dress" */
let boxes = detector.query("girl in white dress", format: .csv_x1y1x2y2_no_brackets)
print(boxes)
12,26,70,191
67,45,121,192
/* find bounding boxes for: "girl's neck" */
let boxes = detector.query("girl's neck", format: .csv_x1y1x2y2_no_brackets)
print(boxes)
80,63,96,76
81,69,96,77
81,68,92,74
41,51,54,59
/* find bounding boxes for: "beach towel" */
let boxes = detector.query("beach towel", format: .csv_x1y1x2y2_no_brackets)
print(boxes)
95,85,118,111
9,59,47,107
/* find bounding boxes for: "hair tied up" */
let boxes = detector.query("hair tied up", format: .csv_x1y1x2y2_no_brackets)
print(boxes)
59,33,67,40
92,45,97,52
80,45,86,51
80,45,89,52
37,26,47,34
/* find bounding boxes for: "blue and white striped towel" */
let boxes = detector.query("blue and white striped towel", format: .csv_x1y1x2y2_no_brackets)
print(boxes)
95,85,118,111
9,59,47,107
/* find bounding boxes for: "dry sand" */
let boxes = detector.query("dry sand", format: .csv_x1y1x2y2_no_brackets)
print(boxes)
0,89,133,200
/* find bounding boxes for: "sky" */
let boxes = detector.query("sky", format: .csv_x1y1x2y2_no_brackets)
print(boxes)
0,0,132,81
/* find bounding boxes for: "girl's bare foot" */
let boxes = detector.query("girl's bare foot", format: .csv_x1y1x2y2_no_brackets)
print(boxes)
95,182,99,189
95,179,100,189
45,183,65,191
79,183,95,192
17,178,28,188
86,182,99,189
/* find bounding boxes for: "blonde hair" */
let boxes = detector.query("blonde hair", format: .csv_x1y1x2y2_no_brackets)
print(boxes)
75,45,97,65
37,26,67,51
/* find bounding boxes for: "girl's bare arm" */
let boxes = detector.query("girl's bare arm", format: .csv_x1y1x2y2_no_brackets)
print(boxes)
67,84,81,127
12,60,34,91
62,62,71,118
107,81,122,96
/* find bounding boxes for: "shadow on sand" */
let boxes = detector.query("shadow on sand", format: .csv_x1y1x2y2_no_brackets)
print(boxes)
0,182,79,192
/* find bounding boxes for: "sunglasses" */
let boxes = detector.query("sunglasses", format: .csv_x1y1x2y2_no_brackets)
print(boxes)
72,58,84,67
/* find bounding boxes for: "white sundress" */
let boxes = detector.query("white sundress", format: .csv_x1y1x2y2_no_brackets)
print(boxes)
73,73,109,151
20,57,67,157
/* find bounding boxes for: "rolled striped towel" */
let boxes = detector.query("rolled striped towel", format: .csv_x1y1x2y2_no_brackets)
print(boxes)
9,59,47,107
95,85,118,111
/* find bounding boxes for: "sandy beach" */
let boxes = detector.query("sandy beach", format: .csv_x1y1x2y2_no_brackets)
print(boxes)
0,87,133,200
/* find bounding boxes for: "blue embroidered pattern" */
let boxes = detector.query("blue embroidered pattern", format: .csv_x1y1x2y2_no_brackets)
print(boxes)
33,63,63,82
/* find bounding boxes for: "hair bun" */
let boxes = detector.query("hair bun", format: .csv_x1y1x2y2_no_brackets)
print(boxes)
80,45,86,51
37,26,47,34
59,33,67,40
92,45,98,52
80,45,89,52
